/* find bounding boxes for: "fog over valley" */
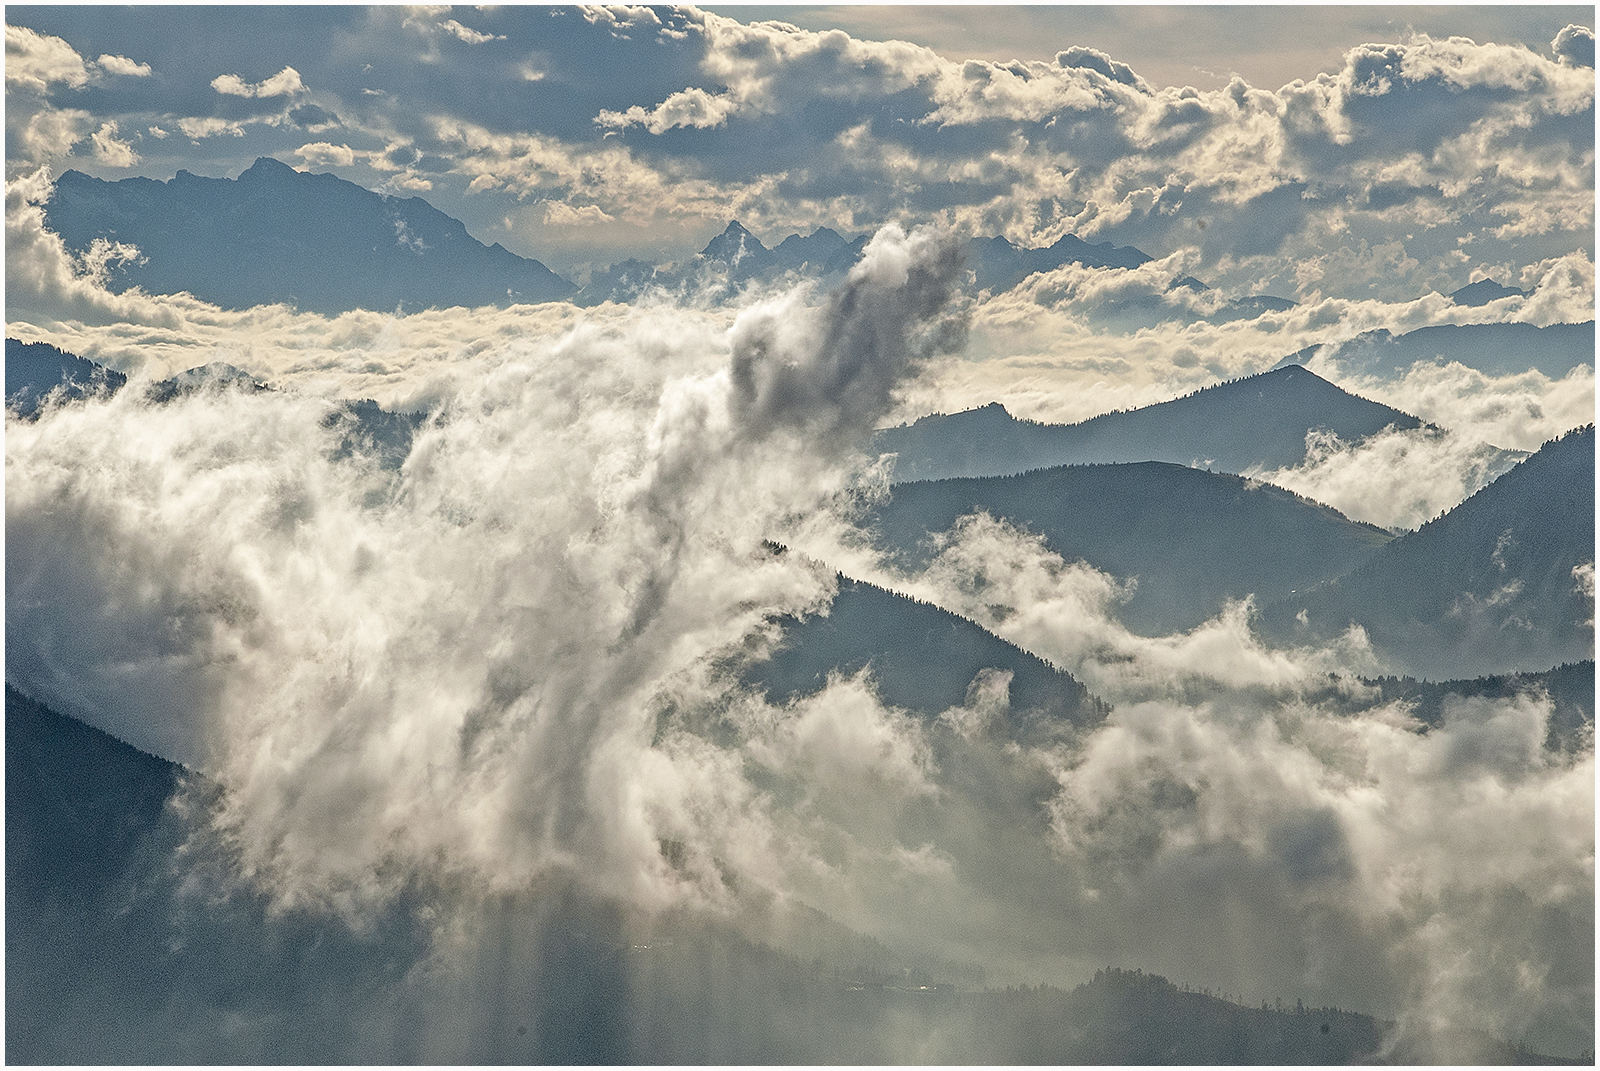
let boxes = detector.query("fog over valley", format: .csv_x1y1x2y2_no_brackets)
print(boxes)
5,6,1595,1064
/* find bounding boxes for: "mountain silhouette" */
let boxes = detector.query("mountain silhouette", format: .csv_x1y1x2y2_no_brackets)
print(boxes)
864,461,1394,635
1304,661,1595,754
740,572,1107,737
965,231,1153,294
1448,278,1529,307
6,338,422,469
4,338,127,417
1260,426,1596,679
574,221,1164,307
45,157,574,314
1272,321,1595,380
874,365,1428,483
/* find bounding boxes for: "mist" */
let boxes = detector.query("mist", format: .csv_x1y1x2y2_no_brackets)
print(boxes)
7,223,1593,1061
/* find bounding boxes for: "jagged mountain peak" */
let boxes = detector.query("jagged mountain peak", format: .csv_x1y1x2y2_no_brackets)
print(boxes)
45,164,574,315
699,219,768,263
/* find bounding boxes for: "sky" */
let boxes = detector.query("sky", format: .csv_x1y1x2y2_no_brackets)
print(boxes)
714,5,1594,90
5,7,1597,1060
6,4,1595,296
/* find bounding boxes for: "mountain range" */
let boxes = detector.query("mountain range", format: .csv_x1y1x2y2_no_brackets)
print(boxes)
43,161,1300,320
45,157,575,314
1273,321,1596,381
873,364,1440,483
1259,425,1596,680
863,459,1394,636
13,337,1588,676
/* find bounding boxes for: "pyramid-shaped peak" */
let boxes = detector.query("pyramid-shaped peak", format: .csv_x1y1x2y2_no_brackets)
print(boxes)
700,220,769,262
1449,278,1527,307
239,156,299,179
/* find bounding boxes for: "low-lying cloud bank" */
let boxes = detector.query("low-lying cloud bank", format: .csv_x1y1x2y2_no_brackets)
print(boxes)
6,217,1594,1057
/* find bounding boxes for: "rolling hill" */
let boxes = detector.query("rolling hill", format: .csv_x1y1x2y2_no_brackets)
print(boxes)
864,460,1394,635
1260,426,1596,679
44,158,574,314
873,365,1429,483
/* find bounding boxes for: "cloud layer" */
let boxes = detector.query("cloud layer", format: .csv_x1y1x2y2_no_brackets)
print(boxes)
4,8,1592,297
7,246,1591,1056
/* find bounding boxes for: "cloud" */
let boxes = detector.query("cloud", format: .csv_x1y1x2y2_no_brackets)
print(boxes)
727,224,968,443
92,52,151,78
1552,24,1595,68
1,9,1590,309
389,172,433,192
433,117,754,229
440,19,503,45
177,116,248,139
542,201,616,226
578,5,663,33
1248,426,1521,532
211,65,305,98
294,141,356,168
597,86,742,133
13,107,95,166
4,223,964,907
1517,252,1597,327
4,23,89,90
5,168,182,330
804,505,1591,1052
1056,46,1147,88
1313,359,1596,456
4,223,1591,1055
88,120,139,168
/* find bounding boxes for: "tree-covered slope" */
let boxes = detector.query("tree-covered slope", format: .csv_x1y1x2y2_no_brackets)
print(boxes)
1261,426,1596,679
873,365,1426,482
865,461,1394,635
4,338,127,417
740,575,1107,736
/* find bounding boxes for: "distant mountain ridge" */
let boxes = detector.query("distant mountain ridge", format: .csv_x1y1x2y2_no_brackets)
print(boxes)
873,365,1430,482
1273,321,1596,380
42,160,1293,320
574,219,1297,320
45,157,574,314
1260,425,1596,679
864,459,1394,635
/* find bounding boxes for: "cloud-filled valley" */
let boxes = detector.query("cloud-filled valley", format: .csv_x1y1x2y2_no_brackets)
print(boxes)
5,5,1594,1065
